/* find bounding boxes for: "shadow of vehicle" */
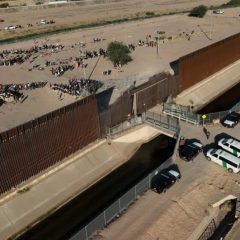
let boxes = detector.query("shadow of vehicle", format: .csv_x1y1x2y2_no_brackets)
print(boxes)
214,133,239,143
202,143,218,156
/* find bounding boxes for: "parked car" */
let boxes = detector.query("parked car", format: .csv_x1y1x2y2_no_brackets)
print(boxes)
4,25,17,30
213,9,224,14
178,138,203,161
206,148,240,173
218,137,240,157
151,169,181,193
221,111,240,128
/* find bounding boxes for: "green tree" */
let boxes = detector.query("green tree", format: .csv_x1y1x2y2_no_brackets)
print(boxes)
189,5,208,18
107,41,132,67
0,3,9,8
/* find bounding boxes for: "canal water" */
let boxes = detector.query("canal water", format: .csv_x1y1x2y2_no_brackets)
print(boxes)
17,135,176,240
197,82,240,114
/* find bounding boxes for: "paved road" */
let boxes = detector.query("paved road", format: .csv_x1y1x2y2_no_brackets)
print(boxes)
98,121,240,240
226,220,240,240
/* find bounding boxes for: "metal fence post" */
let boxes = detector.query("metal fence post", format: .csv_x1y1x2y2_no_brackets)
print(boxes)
118,198,121,212
103,210,107,225
85,226,88,240
148,174,151,188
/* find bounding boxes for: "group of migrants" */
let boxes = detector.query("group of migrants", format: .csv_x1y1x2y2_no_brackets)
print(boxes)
0,82,47,105
50,79,103,97
51,64,75,77
0,44,64,66
80,48,107,60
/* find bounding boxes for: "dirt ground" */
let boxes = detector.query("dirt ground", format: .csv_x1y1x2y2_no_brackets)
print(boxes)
0,4,240,132
99,168,240,240
0,0,228,40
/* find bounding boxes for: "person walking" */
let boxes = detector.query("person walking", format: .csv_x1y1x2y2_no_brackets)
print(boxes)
203,126,210,139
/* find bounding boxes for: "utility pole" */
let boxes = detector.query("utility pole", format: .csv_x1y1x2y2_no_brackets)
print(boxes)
210,13,213,40
80,43,87,80
156,31,160,56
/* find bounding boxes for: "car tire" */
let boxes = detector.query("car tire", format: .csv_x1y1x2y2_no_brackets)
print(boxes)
207,157,211,161
228,168,233,173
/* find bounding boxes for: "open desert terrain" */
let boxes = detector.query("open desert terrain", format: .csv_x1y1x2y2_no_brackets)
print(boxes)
0,1,239,132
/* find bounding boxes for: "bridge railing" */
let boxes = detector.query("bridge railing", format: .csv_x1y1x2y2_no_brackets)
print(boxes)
163,101,240,125
144,111,180,138
108,116,143,136
108,112,180,139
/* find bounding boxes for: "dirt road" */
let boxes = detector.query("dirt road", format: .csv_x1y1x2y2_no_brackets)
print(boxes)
0,0,227,40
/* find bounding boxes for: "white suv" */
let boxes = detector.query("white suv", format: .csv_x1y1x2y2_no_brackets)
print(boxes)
213,9,224,14
206,148,240,173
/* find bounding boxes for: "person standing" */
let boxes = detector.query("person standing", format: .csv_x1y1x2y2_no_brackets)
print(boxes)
203,126,210,139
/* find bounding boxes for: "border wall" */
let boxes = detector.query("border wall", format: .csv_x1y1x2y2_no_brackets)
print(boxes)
132,73,179,114
179,32,240,91
0,95,100,195
0,73,179,195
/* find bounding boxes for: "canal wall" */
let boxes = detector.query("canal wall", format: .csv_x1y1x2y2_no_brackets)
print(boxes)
0,124,163,240
175,59,240,111
179,32,240,92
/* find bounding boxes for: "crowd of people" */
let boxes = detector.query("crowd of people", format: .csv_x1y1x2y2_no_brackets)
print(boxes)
81,48,107,59
50,79,103,97
2,82,47,91
0,34,160,107
0,44,64,66
51,64,75,77
0,82,48,105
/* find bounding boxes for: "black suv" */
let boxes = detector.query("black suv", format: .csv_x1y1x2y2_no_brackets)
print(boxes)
151,169,181,193
178,139,203,161
221,111,240,128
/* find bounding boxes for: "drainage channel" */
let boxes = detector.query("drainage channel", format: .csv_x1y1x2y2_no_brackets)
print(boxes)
16,134,176,240
197,82,240,114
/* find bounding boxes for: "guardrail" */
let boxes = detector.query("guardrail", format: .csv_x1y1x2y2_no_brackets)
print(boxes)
145,111,180,138
108,112,180,139
163,101,240,125
108,116,143,136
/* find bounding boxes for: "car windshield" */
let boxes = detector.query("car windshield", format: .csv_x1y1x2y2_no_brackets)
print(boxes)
160,173,170,179
227,112,240,120
210,149,217,155
180,145,197,154
221,139,228,145
189,143,200,149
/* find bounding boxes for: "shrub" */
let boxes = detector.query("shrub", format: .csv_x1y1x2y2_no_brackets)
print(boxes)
107,41,132,67
222,0,240,7
145,11,155,16
0,2,9,8
189,5,208,18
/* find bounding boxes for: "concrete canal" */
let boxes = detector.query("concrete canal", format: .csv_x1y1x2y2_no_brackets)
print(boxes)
17,134,176,240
